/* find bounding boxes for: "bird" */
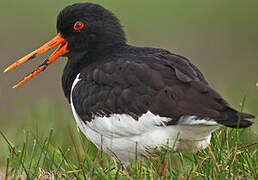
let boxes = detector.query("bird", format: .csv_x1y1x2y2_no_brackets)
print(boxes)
4,2,254,164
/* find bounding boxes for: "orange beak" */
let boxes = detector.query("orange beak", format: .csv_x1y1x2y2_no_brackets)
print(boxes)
4,33,69,88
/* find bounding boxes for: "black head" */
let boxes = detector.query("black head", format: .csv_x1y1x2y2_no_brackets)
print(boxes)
57,3,126,53
5,3,126,91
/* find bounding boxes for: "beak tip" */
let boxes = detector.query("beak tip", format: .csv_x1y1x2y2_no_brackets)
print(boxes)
12,83,20,88
4,68,9,73
4,66,13,73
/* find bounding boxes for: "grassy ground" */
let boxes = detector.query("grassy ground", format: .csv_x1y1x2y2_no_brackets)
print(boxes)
0,101,257,179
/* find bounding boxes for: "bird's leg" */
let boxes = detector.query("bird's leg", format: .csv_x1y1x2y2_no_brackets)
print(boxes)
160,154,167,177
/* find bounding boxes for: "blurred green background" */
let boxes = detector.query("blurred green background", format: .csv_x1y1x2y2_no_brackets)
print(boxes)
0,0,257,165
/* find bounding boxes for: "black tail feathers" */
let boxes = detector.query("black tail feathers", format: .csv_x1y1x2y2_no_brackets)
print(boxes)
216,108,255,128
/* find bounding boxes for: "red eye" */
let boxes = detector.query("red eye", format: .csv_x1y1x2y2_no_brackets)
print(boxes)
74,21,84,30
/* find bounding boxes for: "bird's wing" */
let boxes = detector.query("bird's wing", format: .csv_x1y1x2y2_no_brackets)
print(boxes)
71,53,254,137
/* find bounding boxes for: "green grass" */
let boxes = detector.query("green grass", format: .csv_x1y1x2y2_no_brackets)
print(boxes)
1,125,257,179
0,101,257,179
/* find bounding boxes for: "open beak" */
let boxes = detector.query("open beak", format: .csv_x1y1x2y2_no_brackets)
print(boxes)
4,33,69,88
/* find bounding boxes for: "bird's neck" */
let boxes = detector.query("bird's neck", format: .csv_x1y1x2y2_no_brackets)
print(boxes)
62,42,126,102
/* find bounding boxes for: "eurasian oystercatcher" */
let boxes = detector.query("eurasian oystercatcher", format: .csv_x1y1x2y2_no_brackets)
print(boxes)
4,3,254,163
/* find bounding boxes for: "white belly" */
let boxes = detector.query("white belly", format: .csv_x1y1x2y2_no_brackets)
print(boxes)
71,104,218,163
70,74,219,163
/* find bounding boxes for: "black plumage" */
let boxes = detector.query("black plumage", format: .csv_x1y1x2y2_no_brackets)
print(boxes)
70,45,254,128
57,3,254,128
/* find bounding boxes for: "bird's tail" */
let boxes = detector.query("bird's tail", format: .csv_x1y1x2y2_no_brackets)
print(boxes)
215,108,255,128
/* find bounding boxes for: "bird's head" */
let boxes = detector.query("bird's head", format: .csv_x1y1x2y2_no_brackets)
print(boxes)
4,3,126,88
57,3,126,53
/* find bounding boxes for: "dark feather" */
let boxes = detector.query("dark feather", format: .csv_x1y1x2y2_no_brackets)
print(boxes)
69,45,255,126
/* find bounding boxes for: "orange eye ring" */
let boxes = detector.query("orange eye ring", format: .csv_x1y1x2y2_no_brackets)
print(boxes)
74,21,84,30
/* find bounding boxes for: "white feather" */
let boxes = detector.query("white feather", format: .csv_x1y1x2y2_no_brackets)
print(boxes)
178,115,218,126
70,74,219,163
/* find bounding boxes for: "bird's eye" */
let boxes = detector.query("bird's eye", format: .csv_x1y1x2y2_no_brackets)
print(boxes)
74,21,84,30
